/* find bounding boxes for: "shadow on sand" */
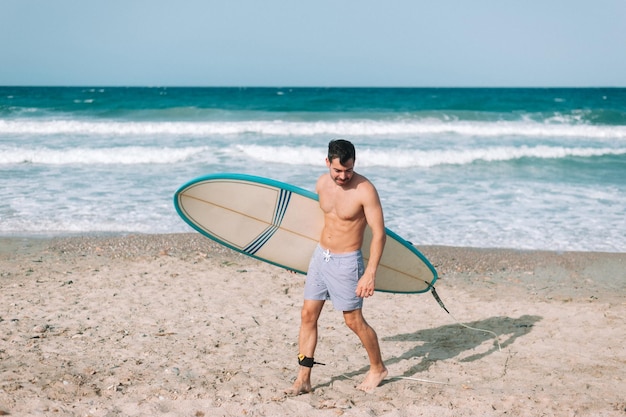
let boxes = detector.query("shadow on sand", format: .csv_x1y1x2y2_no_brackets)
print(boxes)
316,314,542,389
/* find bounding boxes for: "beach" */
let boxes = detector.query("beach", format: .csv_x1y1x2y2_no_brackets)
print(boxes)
1,233,624,417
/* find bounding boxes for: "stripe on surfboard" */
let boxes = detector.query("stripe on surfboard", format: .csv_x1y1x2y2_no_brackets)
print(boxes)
244,189,291,255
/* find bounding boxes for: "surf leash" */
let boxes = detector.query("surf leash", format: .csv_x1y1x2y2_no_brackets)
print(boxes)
423,280,502,352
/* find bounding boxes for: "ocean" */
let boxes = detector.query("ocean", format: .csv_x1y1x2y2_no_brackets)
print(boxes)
1,87,625,252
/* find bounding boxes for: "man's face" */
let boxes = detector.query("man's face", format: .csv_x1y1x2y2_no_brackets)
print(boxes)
326,157,355,186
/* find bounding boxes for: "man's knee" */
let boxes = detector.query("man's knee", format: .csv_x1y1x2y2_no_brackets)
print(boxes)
301,308,316,324
343,310,367,332
301,302,323,324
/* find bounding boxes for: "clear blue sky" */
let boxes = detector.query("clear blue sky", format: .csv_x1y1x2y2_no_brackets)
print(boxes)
1,0,625,87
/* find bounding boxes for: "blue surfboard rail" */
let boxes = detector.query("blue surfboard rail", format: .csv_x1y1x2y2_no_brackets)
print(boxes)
174,172,438,293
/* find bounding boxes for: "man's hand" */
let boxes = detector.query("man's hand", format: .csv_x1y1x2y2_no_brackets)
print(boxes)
356,270,376,298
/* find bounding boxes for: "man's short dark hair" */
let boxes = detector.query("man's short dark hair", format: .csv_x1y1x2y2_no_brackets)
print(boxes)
328,139,356,166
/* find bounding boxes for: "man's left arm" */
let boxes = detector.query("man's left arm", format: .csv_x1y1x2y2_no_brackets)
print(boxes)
357,184,386,298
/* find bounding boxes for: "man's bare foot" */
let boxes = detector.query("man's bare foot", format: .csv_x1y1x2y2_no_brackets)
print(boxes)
285,379,312,396
357,367,388,392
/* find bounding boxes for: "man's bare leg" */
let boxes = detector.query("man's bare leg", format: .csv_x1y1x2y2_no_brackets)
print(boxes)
286,299,325,395
343,309,388,392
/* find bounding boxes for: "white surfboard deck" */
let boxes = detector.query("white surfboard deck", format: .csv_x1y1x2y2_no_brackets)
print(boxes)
174,173,437,294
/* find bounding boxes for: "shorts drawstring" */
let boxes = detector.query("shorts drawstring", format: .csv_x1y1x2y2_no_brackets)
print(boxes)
323,248,331,262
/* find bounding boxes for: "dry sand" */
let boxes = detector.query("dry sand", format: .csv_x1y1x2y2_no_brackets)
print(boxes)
1,233,624,416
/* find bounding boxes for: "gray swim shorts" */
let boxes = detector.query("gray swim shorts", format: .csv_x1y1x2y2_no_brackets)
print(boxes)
304,245,365,311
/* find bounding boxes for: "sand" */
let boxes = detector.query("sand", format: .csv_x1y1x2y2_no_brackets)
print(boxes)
1,233,624,416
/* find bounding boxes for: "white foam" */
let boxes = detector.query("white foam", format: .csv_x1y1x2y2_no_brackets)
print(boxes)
234,145,326,166
2,118,626,139
3,142,624,169
237,144,626,168
0,146,210,165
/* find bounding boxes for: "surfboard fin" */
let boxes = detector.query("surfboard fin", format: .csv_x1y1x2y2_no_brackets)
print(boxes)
430,286,450,314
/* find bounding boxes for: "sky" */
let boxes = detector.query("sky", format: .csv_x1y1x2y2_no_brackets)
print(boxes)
1,0,625,87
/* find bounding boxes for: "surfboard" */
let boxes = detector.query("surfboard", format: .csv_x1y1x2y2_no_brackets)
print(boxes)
174,173,437,294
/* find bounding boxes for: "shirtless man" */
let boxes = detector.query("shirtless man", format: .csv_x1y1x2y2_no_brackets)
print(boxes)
286,139,388,395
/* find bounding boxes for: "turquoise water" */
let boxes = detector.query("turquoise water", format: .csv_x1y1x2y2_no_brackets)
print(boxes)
1,87,625,252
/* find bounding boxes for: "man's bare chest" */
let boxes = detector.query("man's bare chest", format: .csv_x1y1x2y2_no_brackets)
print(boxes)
319,193,363,221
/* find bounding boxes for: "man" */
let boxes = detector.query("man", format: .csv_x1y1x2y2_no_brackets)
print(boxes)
286,139,388,395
